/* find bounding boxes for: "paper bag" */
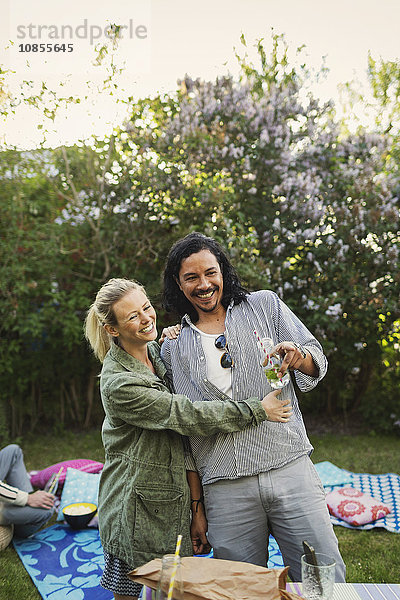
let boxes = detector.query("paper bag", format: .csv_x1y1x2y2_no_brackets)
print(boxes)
129,557,302,600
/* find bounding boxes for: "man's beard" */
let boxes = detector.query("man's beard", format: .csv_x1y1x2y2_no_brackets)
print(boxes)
192,287,220,314
197,302,219,313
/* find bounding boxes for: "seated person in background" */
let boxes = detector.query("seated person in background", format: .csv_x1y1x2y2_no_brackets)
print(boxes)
0,444,55,538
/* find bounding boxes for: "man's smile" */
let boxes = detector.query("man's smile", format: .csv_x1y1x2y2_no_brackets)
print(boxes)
195,289,216,299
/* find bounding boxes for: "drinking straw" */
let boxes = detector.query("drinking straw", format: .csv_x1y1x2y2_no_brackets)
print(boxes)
167,534,182,600
253,330,272,365
253,330,285,383
48,467,63,495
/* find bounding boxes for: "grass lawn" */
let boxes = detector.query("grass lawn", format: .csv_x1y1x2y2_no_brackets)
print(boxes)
0,429,399,599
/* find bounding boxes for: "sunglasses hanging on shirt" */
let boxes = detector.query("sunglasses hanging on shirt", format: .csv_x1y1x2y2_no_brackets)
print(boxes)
215,334,234,368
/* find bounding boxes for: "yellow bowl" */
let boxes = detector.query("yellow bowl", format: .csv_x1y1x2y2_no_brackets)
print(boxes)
62,502,97,529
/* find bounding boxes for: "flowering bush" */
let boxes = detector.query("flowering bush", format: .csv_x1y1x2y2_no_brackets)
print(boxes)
1,34,399,434
119,36,400,423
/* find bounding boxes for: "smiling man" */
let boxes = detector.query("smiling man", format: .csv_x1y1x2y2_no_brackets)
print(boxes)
161,232,346,582
177,250,224,320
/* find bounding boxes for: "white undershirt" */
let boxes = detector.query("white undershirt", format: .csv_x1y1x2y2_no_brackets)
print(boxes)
192,325,232,398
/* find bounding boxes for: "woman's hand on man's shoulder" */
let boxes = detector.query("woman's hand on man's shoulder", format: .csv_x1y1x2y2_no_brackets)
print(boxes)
158,324,181,345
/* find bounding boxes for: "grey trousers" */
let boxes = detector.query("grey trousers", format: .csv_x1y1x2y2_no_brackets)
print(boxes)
0,444,54,538
203,455,346,582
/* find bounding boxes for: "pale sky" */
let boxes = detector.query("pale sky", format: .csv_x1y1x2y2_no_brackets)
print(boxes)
1,0,400,148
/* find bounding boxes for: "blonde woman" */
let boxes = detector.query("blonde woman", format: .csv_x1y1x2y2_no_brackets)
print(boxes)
84,278,291,600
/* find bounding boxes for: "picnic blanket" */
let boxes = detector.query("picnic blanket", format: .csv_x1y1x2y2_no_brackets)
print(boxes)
268,535,284,568
13,524,112,600
315,461,400,533
13,523,284,600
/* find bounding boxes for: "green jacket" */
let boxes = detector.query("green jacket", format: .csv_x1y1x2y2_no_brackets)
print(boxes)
98,341,267,567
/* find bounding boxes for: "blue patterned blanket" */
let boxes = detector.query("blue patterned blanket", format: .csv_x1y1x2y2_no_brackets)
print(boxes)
13,524,113,600
13,524,283,600
315,461,400,533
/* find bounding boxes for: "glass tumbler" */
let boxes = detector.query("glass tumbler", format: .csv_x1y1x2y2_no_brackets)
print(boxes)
261,338,290,389
156,554,184,600
301,553,336,600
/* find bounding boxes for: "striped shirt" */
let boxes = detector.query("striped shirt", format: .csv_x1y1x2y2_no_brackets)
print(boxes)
161,290,327,486
0,480,28,506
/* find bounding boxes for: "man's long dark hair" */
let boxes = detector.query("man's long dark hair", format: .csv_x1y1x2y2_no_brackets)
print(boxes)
162,232,249,322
